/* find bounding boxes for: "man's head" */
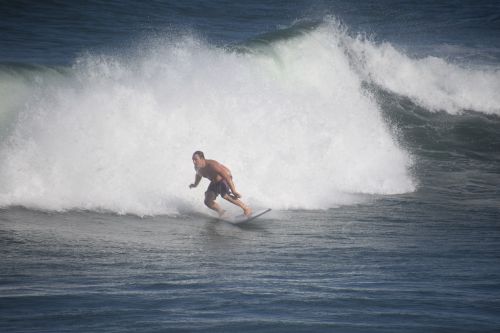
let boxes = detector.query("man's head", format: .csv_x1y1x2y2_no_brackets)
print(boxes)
192,151,206,168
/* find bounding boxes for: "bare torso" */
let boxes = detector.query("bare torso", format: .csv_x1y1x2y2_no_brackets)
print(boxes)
196,159,231,182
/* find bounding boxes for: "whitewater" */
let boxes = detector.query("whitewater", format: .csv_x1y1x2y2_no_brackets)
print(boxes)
0,19,499,215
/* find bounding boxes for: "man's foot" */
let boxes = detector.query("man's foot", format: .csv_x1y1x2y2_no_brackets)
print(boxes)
243,207,252,217
218,209,228,219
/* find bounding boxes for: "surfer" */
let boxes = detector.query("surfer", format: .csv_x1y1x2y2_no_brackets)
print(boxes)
189,151,252,218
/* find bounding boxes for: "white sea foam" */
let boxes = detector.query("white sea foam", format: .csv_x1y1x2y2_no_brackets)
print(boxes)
345,29,500,115
0,26,423,215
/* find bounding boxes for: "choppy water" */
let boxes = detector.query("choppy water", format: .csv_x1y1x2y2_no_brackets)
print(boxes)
1,1,499,332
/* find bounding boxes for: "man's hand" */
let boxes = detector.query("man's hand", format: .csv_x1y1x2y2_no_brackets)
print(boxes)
231,191,241,199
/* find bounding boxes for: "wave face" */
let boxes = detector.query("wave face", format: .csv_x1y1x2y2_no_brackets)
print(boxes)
8,17,498,215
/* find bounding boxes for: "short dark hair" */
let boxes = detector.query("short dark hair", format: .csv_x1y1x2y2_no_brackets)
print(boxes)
192,151,205,159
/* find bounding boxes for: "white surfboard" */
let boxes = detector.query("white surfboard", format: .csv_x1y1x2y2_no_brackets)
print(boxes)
220,208,272,224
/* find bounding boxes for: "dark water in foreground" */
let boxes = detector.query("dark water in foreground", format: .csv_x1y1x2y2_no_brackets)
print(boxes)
1,199,499,332
1,1,500,332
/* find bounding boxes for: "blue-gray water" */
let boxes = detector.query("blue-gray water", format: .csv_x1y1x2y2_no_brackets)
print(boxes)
1,1,500,332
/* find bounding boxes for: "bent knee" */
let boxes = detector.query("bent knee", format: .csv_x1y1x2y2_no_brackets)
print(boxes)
204,192,216,207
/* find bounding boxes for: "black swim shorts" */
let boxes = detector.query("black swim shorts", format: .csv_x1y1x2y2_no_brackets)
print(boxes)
206,180,231,198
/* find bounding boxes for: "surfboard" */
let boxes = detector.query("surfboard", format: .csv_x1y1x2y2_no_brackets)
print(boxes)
220,208,272,224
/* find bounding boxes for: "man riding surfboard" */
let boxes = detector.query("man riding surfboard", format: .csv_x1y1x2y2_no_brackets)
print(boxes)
189,151,252,218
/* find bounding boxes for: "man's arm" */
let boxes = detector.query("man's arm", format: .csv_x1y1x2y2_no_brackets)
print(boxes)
214,163,241,198
189,173,202,189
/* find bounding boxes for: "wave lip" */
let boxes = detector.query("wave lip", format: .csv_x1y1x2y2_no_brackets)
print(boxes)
347,32,500,115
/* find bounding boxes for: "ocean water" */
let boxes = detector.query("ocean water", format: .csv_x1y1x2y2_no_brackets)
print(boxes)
1,1,499,332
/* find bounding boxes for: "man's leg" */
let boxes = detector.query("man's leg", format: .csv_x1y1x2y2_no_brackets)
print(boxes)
222,194,252,217
204,191,226,217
